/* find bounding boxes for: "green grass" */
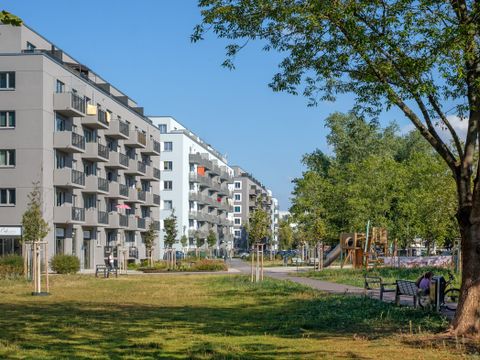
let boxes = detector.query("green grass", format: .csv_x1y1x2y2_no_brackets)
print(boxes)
0,274,473,359
300,266,461,288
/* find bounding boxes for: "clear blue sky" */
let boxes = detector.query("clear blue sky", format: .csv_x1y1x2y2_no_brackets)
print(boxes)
5,0,408,210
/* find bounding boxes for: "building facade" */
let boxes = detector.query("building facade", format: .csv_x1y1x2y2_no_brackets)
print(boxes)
149,117,234,254
0,24,161,268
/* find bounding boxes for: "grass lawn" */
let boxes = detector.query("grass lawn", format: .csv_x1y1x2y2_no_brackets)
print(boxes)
300,266,461,288
0,274,474,359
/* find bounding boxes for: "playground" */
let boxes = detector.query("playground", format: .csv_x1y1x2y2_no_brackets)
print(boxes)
0,274,474,359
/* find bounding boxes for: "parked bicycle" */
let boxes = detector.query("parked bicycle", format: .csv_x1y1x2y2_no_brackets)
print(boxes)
418,270,461,311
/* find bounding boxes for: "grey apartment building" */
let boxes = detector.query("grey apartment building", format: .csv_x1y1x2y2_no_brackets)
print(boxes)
0,24,161,269
232,166,278,250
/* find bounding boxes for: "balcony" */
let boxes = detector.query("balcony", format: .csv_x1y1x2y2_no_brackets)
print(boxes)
83,142,109,162
137,218,146,230
125,130,147,148
54,168,85,189
141,138,161,156
105,182,129,199
54,205,85,224
97,210,109,226
219,168,232,181
143,166,160,182
53,92,86,117
104,119,129,139
153,194,161,206
83,109,109,129
53,131,85,153
84,176,109,194
145,192,160,207
125,160,147,176
84,209,98,226
107,212,128,229
189,153,212,170
128,189,146,203
105,151,129,169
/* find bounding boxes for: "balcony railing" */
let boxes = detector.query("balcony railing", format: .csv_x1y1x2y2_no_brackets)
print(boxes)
153,220,160,231
98,177,109,192
119,214,128,227
71,92,86,114
72,207,85,222
71,169,85,186
119,121,129,137
138,190,146,201
119,184,129,197
153,167,161,180
137,161,146,174
119,153,129,167
98,109,108,126
98,210,109,224
153,194,161,205
98,143,109,159
70,132,85,150
153,140,161,153
137,131,146,146
137,218,146,229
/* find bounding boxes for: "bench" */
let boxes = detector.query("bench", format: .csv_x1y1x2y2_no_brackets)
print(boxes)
395,279,420,308
364,276,396,300
291,257,304,265
95,264,118,278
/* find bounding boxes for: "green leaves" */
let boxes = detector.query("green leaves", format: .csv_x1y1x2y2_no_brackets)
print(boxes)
21,183,49,243
163,211,178,248
0,10,22,26
248,208,271,245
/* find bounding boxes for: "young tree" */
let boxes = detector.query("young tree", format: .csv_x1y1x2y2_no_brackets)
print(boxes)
194,2,480,334
278,219,293,250
144,222,157,267
248,208,271,246
207,229,217,257
194,231,203,258
163,211,178,249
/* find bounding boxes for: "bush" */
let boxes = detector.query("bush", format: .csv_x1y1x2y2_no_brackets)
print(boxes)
191,259,227,272
50,254,80,274
0,255,23,279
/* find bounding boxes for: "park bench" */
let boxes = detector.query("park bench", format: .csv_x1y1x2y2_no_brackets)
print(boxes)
291,257,304,266
95,264,118,278
395,279,420,308
364,275,396,301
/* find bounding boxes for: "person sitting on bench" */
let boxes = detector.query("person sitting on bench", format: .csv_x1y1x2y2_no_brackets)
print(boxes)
416,271,433,295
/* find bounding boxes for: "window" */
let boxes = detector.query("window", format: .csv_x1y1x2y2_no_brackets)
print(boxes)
159,124,167,134
163,181,173,191
234,193,241,201
55,114,67,131
234,205,241,213
56,80,65,93
0,188,15,205
0,72,15,89
234,181,242,189
0,150,15,167
56,151,66,169
26,42,36,51
164,142,173,151
163,161,173,171
56,190,66,206
84,194,96,209
234,230,241,237
163,200,173,210
0,111,15,128
234,218,241,225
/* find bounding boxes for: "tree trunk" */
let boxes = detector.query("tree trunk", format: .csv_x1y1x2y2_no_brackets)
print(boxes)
451,206,480,336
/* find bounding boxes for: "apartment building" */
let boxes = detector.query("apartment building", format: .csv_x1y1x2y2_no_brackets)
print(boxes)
149,116,234,254
231,166,278,250
0,24,161,269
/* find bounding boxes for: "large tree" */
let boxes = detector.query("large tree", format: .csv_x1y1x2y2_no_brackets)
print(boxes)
194,0,480,335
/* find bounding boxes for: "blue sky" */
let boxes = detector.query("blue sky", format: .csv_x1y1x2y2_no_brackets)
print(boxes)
4,0,409,210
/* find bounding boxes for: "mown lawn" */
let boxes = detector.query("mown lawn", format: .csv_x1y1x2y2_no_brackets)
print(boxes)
300,266,461,288
0,274,474,359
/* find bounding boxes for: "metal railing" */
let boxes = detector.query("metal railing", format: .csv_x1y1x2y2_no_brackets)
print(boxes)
137,218,146,229
72,207,85,221
153,167,161,179
153,194,161,205
98,210,109,224
71,92,86,114
119,184,129,197
71,169,85,186
71,132,85,150
153,140,161,153
119,120,129,137
119,214,128,227
153,220,160,231
98,109,108,125
137,161,146,174
119,153,129,167
98,177,109,192
98,143,109,159
138,190,146,201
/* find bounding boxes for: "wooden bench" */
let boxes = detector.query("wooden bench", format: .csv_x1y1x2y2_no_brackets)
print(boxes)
364,276,396,300
95,264,118,278
395,279,420,308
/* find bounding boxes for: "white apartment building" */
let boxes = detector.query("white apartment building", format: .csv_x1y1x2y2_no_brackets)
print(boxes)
149,117,234,255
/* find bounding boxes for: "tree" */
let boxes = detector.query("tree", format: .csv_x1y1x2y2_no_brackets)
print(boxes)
194,231,203,258
163,211,178,249
247,208,271,246
180,234,188,253
207,229,217,257
144,222,157,267
278,219,293,250
0,10,22,26
195,2,480,334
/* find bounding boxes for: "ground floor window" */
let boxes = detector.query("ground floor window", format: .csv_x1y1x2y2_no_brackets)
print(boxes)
55,227,65,255
0,238,21,256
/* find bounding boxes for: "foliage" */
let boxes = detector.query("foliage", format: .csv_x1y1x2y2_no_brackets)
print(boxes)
247,208,271,246
180,234,188,248
163,211,178,249
194,231,203,248
190,259,227,272
21,183,50,244
49,255,80,274
0,10,22,26
206,229,217,248
143,222,157,255
278,219,293,250
0,255,23,279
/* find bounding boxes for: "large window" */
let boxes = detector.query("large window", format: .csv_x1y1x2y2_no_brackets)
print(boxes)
0,150,15,167
163,181,173,191
0,72,15,89
163,161,173,171
0,188,16,205
163,200,173,210
0,111,15,128
164,142,173,151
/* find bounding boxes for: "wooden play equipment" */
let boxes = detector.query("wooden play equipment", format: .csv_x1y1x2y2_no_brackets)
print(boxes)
364,227,389,269
340,232,365,269
339,227,389,269
23,241,49,296
250,243,264,283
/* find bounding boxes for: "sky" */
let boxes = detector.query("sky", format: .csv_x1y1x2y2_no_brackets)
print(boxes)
3,0,410,210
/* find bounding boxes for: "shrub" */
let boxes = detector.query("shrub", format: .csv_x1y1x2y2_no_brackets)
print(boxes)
191,259,227,272
50,254,80,274
0,254,23,279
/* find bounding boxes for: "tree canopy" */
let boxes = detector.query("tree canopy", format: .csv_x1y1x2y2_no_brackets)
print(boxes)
247,208,271,246
163,211,178,249
22,184,49,243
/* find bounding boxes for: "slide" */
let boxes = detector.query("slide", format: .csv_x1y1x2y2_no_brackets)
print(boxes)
323,243,342,267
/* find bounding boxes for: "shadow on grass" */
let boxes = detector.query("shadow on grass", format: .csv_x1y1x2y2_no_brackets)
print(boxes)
0,276,450,359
